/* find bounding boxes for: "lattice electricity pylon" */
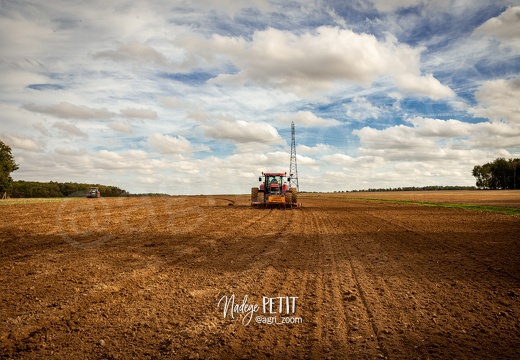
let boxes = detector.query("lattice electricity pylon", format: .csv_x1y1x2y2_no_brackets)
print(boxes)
289,121,299,191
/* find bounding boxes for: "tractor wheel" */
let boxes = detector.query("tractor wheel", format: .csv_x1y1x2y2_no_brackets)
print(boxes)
285,192,293,208
251,187,259,203
258,191,265,203
290,188,298,205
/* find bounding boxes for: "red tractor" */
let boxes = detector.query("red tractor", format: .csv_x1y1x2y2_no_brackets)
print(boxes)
251,172,298,208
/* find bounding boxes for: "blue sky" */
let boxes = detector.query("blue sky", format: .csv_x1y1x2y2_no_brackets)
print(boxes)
1,0,519,194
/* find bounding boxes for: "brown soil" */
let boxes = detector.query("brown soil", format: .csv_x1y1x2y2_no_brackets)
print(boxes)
1,194,519,359
326,190,520,208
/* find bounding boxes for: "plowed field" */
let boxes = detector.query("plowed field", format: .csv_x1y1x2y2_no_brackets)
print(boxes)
1,192,519,359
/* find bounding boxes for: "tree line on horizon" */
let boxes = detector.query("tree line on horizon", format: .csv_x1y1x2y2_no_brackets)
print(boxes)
10,180,129,198
346,185,477,192
472,158,519,190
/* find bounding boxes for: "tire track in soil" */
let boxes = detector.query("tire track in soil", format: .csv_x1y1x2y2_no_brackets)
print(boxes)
245,208,307,359
252,206,322,359
361,206,520,357
334,202,432,359
125,203,294,359
199,208,302,359
365,209,520,282
306,207,383,359
205,207,275,241
307,209,346,359
164,205,278,269
236,208,320,359
294,208,324,357
328,200,520,359
248,209,309,359
301,200,421,359
270,207,328,359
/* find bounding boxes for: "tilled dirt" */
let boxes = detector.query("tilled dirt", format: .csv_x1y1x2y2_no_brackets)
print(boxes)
1,194,519,359
326,190,520,208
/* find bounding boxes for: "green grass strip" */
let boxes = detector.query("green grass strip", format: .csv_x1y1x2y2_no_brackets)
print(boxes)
344,197,520,216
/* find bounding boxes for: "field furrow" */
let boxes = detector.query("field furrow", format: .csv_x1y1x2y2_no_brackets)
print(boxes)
1,194,519,359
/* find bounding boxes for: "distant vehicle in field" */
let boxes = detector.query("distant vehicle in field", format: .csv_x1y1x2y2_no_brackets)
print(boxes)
251,172,298,208
87,187,100,198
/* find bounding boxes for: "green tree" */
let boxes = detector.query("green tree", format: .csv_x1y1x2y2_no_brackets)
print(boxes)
0,140,19,196
472,158,520,189
511,159,519,189
472,164,493,189
491,158,510,189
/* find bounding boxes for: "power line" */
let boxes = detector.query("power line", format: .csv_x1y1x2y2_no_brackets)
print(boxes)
289,121,299,191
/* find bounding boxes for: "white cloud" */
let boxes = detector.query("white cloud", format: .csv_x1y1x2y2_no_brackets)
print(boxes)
344,97,382,121
402,117,520,149
296,153,320,167
467,122,520,149
53,121,88,138
23,102,115,120
92,149,164,171
201,119,284,144
394,73,456,100
234,142,277,154
187,111,212,123
148,133,194,154
353,116,520,163
184,26,454,99
322,153,356,166
468,76,520,124
405,117,472,137
32,122,48,135
277,111,340,127
354,125,437,151
93,41,170,68
161,97,188,110
224,150,318,172
109,122,133,134
120,107,158,120
4,133,42,152
474,6,520,48
297,144,333,155
321,153,385,168
55,146,85,156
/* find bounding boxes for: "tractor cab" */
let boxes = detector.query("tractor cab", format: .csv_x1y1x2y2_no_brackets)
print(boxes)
259,173,288,195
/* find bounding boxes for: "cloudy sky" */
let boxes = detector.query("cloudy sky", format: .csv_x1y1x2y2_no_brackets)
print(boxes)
1,0,520,194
